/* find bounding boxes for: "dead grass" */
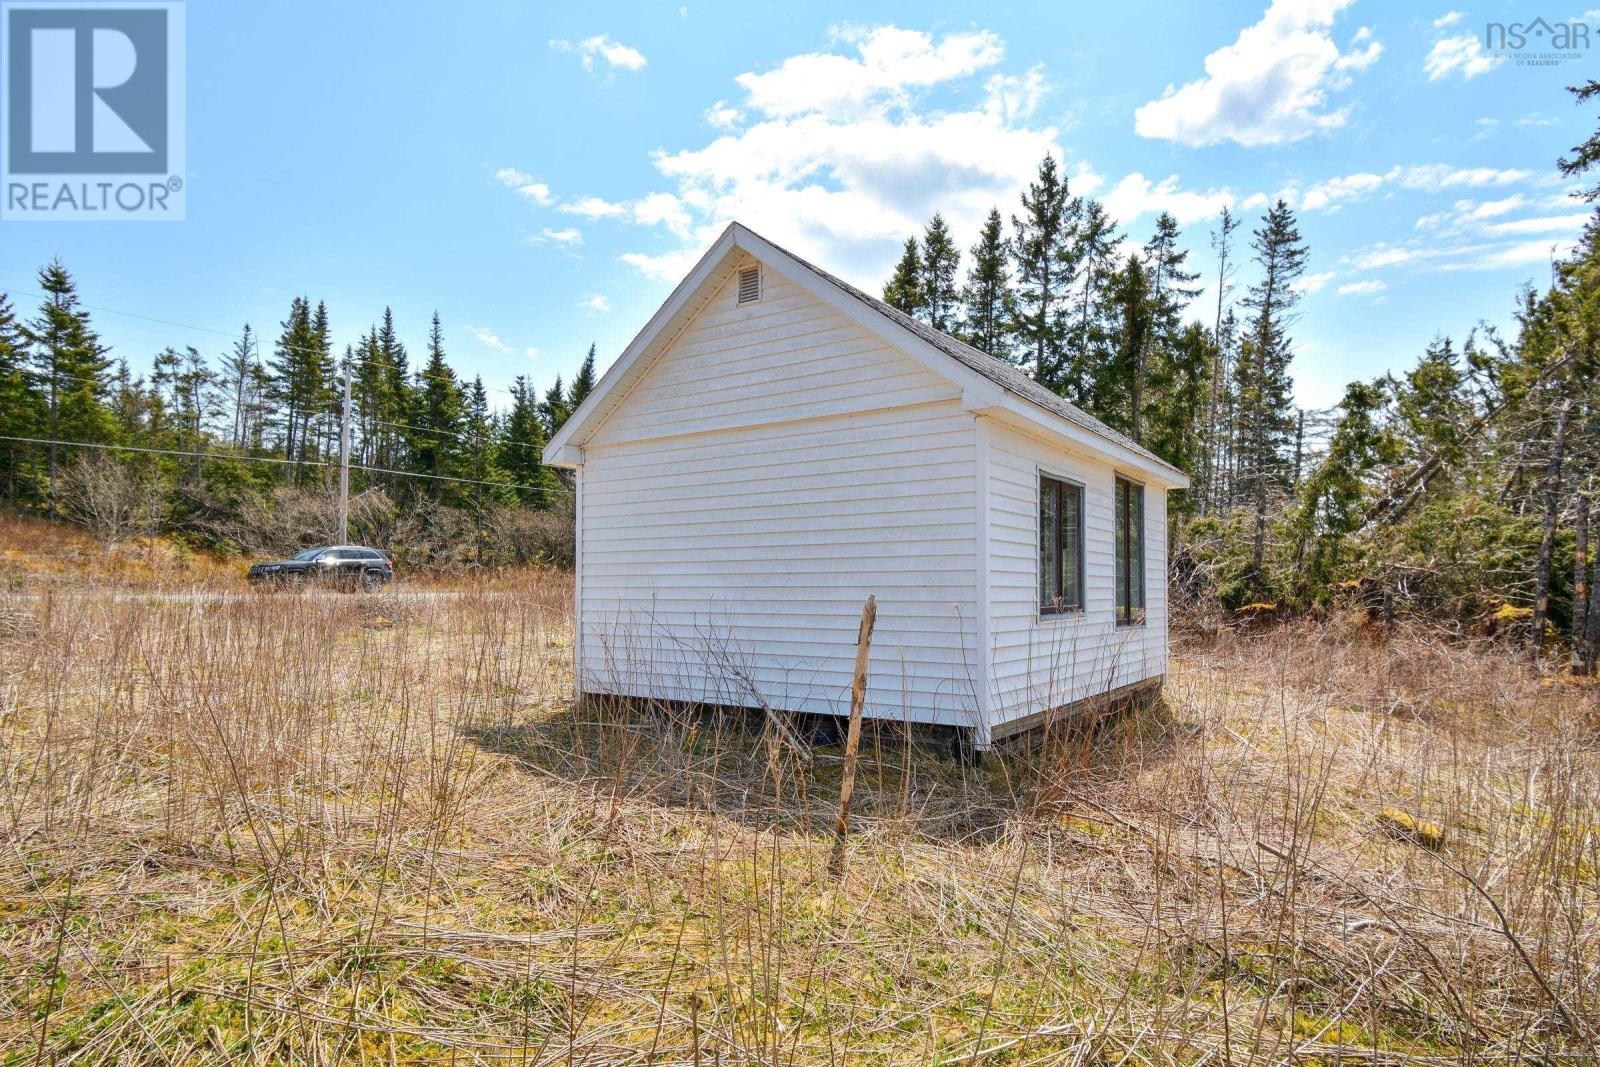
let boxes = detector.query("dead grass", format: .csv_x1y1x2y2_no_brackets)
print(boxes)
0,576,1596,1064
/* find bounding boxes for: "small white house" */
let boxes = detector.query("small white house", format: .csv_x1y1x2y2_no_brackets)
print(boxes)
544,223,1188,753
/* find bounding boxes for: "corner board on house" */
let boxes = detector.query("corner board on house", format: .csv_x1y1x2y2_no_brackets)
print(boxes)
544,222,1189,752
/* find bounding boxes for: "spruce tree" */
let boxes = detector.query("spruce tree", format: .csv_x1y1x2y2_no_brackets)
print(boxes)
570,344,598,410
920,214,960,333
268,296,333,476
960,208,1015,360
1238,200,1309,583
501,375,558,508
1136,212,1202,442
412,311,463,498
1097,254,1152,433
1557,79,1600,200
1010,154,1080,388
218,325,258,451
1201,208,1242,514
25,260,116,495
0,293,41,501
882,238,925,318
1066,199,1121,406
540,376,569,438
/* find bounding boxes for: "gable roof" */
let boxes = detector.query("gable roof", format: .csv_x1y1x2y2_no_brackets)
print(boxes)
546,222,1188,486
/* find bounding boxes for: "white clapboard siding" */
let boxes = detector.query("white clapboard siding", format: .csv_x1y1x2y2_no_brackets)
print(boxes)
578,261,980,728
983,421,1169,730
588,261,960,446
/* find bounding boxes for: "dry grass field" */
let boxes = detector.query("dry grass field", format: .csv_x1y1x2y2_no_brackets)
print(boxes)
1,559,1598,1064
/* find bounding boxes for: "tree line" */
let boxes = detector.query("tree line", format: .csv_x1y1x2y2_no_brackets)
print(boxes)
0,269,587,565
882,80,1599,668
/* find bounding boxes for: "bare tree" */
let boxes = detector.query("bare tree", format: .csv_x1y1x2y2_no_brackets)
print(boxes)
56,454,166,545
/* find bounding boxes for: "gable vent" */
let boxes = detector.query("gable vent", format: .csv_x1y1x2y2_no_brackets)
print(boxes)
737,265,761,304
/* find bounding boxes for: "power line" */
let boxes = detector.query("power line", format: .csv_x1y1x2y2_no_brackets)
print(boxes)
0,435,570,497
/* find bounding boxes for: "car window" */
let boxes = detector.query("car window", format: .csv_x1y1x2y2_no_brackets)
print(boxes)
292,548,321,561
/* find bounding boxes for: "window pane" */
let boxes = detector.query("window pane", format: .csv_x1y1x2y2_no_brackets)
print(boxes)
1130,482,1145,618
1039,477,1058,609
1061,484,1082,610
1114,481,1127,620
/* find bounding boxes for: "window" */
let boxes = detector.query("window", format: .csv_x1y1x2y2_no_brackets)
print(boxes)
1039,474,1084,614
737,265,761,304
1115,476,1145,626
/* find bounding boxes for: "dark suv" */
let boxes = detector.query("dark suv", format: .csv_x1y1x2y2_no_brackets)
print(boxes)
247,545,393,590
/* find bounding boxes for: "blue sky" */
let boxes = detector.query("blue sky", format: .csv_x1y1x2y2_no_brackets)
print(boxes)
2,0,1594,411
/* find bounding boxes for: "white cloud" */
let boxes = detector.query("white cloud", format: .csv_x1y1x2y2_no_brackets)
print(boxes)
580,294,612,313
1432,10,1464,28
555,24,1077,288
1349,245,1416,269
466,324,539,358
1103,173,1234,226
704,100,744,129
494,167,553,205
621,248,707,283
1518,113,1559,127
1481,212,1595,236
1440,239,1578,270
633,192,694,236
1386,163,1530,190
983,67,1048,125
734,25,1004,120
1424,34,1500,81
539,226,583,245
1336,278,1387,295
561,196,630,219
1301,270,1338,293
1133,0,1382,147
549,35,647,75
1251,163,1528,217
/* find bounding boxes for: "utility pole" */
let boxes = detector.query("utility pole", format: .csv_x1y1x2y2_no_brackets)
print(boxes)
338,363,352,544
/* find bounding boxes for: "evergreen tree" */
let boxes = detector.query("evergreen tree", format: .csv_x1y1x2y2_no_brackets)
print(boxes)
570,344,598,411
1238,200,1309,582
0,293,41,501
882,238,925,318
1097,254,1152,433
1288,378,1400,592
920,213,960,333
411,311,463,498
1558,79,1600,201
1397,336,1471,469
218,325,259,451
1010,154,1080,388
354,307,410,480
540,376,569,438
1137,212,1202,442
502,375,559,508
1201,207,1242,514
24,260,116,495
1065,199,1120,406
268,296,333,477
960,208,1015,360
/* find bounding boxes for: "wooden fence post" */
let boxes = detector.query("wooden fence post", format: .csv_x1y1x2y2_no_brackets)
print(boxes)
828,595,876,880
